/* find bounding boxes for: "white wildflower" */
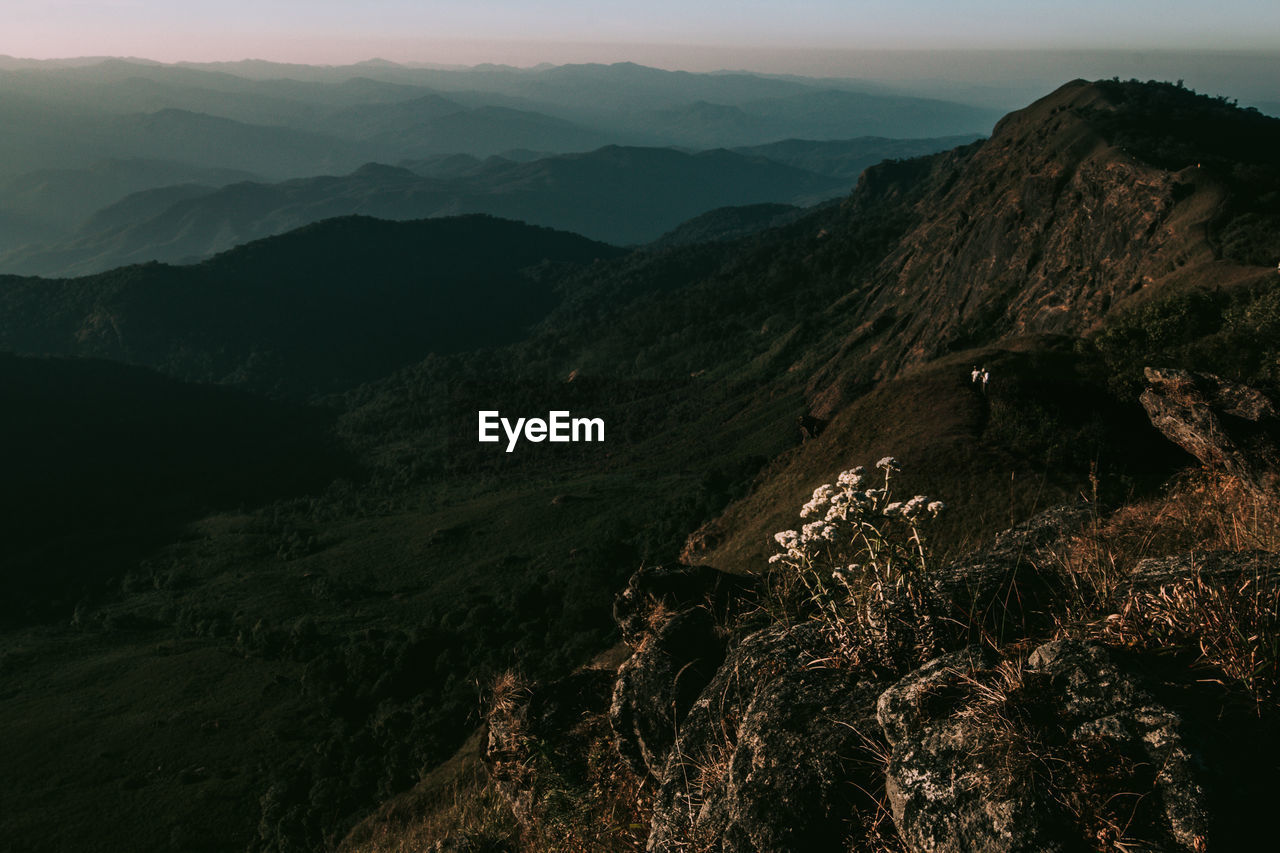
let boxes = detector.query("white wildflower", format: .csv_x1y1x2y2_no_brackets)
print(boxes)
927,500,946,516
836,467,866,488
902,495,929,518
876,456,901,471
801,520,836,543
824,492,852,521
800,483,835,518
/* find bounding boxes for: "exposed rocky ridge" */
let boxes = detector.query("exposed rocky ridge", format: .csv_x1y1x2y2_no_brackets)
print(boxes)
809,80,1277,414
695,80,1280,574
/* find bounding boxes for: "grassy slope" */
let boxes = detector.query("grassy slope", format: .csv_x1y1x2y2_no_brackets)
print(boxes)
0,368,802,853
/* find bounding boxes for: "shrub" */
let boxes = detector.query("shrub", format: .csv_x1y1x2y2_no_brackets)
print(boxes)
766,457,946,673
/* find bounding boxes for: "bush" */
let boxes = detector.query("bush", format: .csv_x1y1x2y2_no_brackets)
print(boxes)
765,457,946,674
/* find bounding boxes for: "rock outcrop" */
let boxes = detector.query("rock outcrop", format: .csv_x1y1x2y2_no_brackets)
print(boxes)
927,502,1092,642
644,622,888,853
592,520,1278,852
808,79,1272,396
1140,366,1280,491
611,605,726,779
609,564,756,779
879,640,1210,853
1124,548,1280,595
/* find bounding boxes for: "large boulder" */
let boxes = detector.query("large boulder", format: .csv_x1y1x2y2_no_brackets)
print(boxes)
1140,367,1280,491
610,564,756,779
611,605,727,778
1123,549,1280,594
877,639,1211,853
646,622,889,852
927,503,1093,643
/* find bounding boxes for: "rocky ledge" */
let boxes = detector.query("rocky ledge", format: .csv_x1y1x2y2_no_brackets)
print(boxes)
486,516,1280,852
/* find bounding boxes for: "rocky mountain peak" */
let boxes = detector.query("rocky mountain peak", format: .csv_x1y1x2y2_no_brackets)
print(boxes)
811,80,1278,410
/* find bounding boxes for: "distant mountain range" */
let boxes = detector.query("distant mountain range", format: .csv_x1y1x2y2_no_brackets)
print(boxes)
0,159,258,253
0,58,1000,181
4,77,1280,853
0,58,997,275
0,137,976,276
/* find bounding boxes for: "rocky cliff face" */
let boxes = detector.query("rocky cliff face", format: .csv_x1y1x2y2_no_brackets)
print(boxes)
810,80,1274,411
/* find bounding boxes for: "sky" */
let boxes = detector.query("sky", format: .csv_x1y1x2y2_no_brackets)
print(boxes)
5,0,1280,68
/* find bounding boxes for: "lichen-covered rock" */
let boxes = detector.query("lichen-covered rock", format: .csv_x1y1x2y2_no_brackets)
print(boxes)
611,605,727,778
721,671,885,853
647,622,888,852
1026,640,1208,852
1140,367,1280,491
1124,548,1280,595
876,647,1071,853
878,640,1211,853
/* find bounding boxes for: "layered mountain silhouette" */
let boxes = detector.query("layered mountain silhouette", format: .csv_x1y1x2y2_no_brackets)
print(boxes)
0,148,839,275
0,59,999,178
0,158,258,252
0,137,975,276
635,90,997,147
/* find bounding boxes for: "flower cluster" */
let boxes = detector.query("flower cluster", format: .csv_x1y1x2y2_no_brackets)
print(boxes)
766,457,946,672
775,459,943,565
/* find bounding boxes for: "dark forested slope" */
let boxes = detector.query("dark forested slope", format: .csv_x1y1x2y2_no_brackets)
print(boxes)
0,215,623,396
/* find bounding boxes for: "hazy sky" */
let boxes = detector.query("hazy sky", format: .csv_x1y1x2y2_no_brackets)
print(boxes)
5,0,1280,67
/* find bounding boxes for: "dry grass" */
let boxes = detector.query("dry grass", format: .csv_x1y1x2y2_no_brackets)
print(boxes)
519,710,653,853
339,732,519,853
665,737,735,853
1107,565,1280,704
491,669,651,853
346,667,652,853
1042,471,1280,704
1048,471,1280,608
